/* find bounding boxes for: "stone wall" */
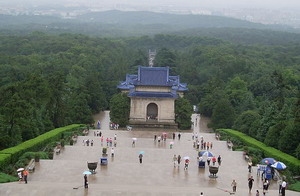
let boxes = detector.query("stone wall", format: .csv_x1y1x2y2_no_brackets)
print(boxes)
129,97,175,123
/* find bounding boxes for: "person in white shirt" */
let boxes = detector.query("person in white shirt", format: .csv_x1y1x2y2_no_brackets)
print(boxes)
111,148,114,157
281,180,287,196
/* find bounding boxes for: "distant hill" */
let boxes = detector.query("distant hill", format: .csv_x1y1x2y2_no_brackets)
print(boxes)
77,10,267,28
0,10,300,45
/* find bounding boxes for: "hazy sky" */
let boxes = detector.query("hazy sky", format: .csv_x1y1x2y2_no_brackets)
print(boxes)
1,0,300,10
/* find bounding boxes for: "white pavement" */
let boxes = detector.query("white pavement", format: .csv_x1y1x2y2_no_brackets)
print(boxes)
0,112,299,196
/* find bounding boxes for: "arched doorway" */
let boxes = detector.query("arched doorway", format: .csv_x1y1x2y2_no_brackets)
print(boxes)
146,103,158,120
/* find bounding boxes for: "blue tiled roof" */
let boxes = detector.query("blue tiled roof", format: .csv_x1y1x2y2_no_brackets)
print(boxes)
128,91,178,98
117,74,137,90
134,66,172,86
118,66,188,98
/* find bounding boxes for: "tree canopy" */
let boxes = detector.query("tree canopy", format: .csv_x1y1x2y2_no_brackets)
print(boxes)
0,31,299,157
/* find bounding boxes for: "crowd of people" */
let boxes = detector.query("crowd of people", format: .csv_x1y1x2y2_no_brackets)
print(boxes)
110,123,119,130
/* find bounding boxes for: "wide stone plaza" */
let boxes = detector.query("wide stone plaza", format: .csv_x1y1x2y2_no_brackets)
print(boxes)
0,111,299,196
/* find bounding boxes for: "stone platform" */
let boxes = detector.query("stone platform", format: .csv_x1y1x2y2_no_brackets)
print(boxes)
0,111,299,196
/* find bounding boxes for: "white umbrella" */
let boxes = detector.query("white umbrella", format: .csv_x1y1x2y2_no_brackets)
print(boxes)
183,156,190,160
271,162,287,170
132,138,137,141
83,171,92,175
17,168,24,172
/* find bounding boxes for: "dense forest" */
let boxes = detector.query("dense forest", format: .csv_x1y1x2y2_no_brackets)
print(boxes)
0,30,300,159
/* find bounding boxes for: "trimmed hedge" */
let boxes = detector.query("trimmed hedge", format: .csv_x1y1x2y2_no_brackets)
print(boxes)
218,129,300,175
0,124,83,168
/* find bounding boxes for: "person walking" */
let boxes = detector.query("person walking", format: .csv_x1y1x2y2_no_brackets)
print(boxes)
278,179,282,194
212,156,217,166
248,161,253,173
154,135,157,141
91,140,94,146
177,155,181,167
200,192,204,196
281,180,287,196
178,133,181,140
18,171,23,182
114,134,117,140
256,190,260,196
207,157,211,166
231,180,237,192
248,176,254,192
23,170,29,184
217,155,222,165
172,133,175,140
97,120,101,129
139,153,143,164
84,174,88,189
173,155,177,167
111,148,114,157
184,158,190,170
263,179,268,192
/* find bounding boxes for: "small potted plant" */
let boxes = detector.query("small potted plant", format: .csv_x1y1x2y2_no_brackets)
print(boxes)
60,139,65,147
34,153,40,162
102,147,107,156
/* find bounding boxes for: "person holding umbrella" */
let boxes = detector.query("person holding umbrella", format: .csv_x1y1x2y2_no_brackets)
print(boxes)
184,157,190,170
84,174,88,188
139,153,143,164
17,168,24,183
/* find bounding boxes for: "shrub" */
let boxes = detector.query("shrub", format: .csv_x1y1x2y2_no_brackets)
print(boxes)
0,172,18,183
219,129,300,175
0,124,83,168
289,181,300,192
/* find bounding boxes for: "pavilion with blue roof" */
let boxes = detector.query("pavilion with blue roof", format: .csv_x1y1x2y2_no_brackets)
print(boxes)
118,66,188,128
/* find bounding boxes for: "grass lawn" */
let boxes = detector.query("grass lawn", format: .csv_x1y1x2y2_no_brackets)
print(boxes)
0,172,18,183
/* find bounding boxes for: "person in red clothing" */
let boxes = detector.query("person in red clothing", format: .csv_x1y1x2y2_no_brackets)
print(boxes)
23,170,29,184
212,156,217,166
184,159,190,170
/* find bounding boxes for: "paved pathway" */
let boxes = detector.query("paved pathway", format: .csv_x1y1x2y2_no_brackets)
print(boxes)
0,111,299,196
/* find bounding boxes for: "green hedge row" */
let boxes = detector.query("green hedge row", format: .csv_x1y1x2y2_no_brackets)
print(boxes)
218,129,300,175
0,124,83,169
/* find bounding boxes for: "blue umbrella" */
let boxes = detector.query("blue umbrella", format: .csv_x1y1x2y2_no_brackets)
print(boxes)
261,158,276,165
271,162,287,170
199,151,214,157
139,151,144,154
83,171,92,175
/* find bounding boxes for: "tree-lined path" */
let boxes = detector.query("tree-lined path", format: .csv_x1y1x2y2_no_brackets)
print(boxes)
1,112,299,196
